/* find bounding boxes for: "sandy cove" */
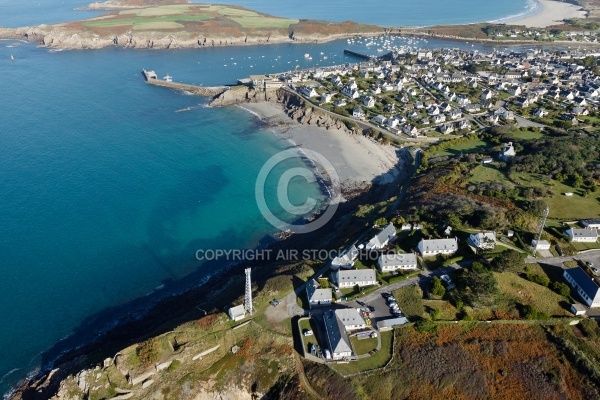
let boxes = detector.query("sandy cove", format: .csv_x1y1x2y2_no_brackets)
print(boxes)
238,102,408,195
502,0,587,27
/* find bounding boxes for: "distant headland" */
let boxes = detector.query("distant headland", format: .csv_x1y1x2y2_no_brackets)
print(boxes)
0,0,598,50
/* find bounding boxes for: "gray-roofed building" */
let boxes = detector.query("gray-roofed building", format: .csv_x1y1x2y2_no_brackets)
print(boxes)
377,253,418,272
322,310,353,360
227,304,246,321
566,228,598,243
365,223,396,250
417,238,458,256
563,267,600,307
331,245,359,270
581,219,600,229
335,308,367,331
333,268,377,288
305,279,333,308
377,317,409,331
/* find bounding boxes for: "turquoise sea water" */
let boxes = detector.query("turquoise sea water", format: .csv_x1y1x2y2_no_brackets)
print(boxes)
0,0,538,396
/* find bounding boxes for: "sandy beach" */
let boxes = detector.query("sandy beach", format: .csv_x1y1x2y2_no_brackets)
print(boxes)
238,102,407,193
503,0,587,27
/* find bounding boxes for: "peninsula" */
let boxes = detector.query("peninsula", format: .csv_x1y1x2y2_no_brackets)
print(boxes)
1,0,600,50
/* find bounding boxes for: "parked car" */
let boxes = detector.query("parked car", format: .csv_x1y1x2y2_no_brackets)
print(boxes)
381,292,391,299
309,343,316,355
368,306,375,312
304,329,314,337
270,299,281,307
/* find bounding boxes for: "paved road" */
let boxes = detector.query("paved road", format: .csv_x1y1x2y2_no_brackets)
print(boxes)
526,249,600,267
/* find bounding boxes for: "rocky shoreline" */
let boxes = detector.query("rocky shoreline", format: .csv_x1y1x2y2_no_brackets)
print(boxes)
0,25,386,50
7,163,407,400
6,81,411,399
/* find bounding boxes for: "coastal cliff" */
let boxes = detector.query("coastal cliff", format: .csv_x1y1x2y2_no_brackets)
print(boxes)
210,87,356,136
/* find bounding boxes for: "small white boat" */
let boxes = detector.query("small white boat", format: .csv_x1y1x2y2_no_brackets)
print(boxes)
10,54,14,61
304,53,310,59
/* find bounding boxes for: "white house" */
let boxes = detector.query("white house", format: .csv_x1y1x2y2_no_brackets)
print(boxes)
418,238,458,256
320,93,333,103
377,253,418,272
563,267,600,307
333,269,377,288
566,228,598,243
499,142,516,161
299,86,318,98
371,114,387,125
532,239,551,250
331,245,359,269
306,279,333,308
227,304,246,321
353,106,365,119
365,223,396,250
468,232,497,250
362,96,376,108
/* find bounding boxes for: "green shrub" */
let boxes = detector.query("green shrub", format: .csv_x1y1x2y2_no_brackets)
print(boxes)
430,276,446,297
525,273,550,287
414,318,438,334
550,281,571,297
522,304,549,320
443,256,463,267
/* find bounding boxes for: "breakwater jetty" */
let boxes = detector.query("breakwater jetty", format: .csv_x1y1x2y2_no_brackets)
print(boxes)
343,49,375,60
141,70,228,97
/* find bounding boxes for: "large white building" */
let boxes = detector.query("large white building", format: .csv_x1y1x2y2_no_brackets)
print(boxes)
566,228,598,243
377,253,418,272
305,279,333,308
323,311,352,360
417,238,458,256
333,269,377,288
323,309,367,360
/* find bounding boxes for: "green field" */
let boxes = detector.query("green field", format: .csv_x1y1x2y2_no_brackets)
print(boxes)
508,129,544,140
494,272,571,317
429,138,489,157
466,165,600,220
469,164,512,185
512,172,600,220
82,4,299,30
350,336,378,355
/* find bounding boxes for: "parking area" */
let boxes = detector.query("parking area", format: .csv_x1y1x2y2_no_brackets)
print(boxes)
349,294,397,326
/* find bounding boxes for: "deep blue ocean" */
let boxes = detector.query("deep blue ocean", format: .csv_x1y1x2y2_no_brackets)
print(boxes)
0,0,535,395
